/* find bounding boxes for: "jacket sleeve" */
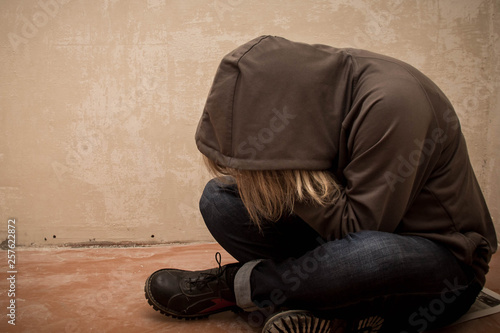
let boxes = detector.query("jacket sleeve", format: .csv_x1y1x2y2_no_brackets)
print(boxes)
293,82,439,240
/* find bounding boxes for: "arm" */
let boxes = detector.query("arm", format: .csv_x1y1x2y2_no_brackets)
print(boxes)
294,82,438,240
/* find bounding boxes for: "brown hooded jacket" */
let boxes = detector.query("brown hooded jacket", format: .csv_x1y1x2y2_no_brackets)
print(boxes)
195,35,497,285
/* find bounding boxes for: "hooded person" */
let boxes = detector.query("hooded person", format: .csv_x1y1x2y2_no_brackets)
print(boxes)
144,36,497,332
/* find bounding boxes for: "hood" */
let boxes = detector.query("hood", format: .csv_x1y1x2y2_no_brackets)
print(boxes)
195,35,354,170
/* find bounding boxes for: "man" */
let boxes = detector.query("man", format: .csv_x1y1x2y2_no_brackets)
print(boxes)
144,36,497,332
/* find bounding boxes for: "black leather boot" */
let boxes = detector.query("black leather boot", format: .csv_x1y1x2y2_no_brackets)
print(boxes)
145,252,241,319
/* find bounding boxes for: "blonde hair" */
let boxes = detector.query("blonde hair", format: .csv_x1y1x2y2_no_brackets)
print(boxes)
204,156,341,228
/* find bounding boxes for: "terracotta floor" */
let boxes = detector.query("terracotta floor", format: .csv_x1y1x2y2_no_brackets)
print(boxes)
1,243,500,333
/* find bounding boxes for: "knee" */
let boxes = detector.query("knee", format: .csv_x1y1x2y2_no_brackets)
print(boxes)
199,179,220,222
200,178,220,203
199,178,238,230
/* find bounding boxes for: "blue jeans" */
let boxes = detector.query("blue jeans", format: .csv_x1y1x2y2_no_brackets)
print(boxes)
200,178,482,332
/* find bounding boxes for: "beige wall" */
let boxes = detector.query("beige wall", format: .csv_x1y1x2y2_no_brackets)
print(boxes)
1,0,499,246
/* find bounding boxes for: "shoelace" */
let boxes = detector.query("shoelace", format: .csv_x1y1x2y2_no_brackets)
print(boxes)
187,252,224,292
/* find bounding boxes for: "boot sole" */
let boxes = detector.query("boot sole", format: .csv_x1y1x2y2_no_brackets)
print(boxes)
262,310,385,333
144,271,240,320
262,310,346,333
